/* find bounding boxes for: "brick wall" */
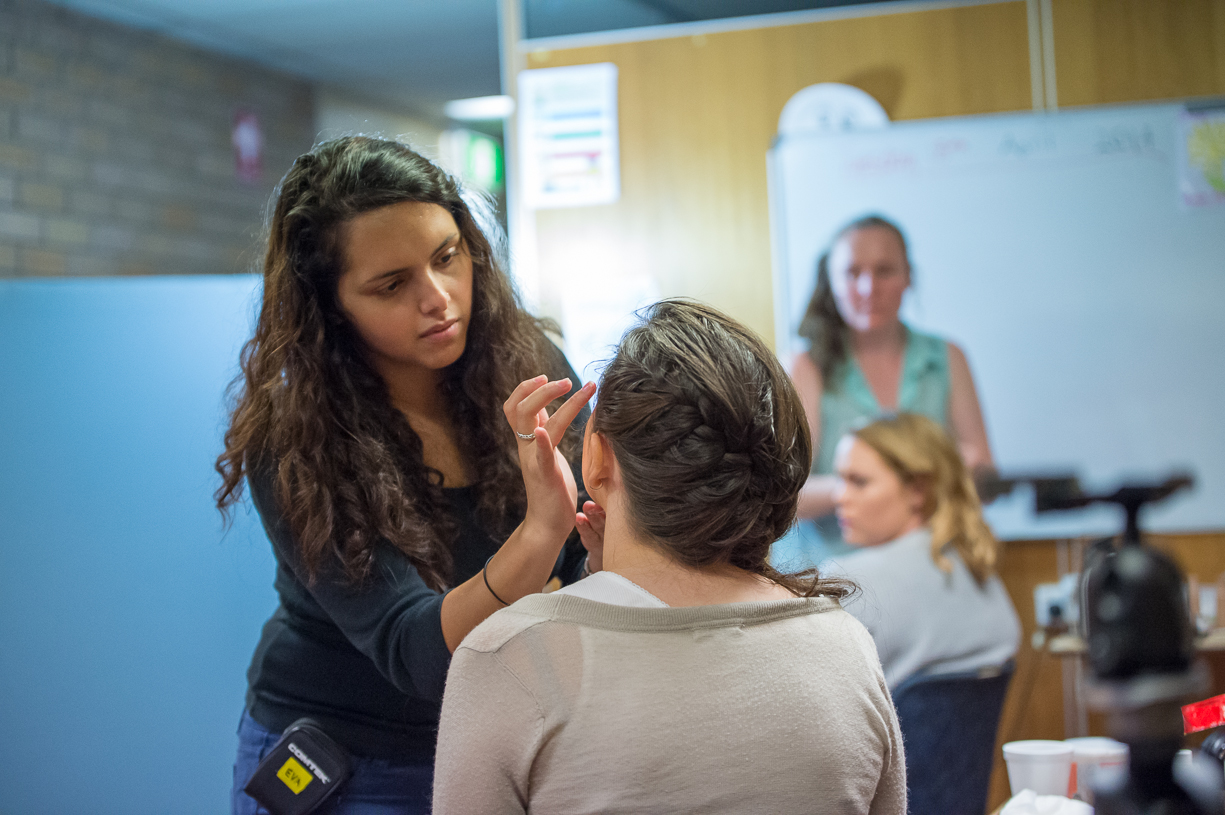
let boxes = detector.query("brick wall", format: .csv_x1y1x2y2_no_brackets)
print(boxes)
0,0,315,277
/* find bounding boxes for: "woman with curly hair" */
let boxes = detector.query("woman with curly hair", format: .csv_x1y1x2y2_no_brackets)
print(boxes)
433,300,906,815
216,136,593,813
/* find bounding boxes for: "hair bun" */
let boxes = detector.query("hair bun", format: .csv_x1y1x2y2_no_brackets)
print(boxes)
593,300,812,570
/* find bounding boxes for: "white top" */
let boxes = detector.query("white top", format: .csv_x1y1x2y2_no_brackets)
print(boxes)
823,528,1021,688
435,594,906,814
553,569,668,607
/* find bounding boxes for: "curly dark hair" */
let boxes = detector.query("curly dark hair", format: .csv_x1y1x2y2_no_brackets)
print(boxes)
215,136,576,591
797,214,910,387
592,299,853,598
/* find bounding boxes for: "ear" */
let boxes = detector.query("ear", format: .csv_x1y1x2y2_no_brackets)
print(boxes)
905,476,932,520
582,425,614,495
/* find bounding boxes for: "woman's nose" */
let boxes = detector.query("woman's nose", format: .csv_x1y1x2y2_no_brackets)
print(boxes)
854,273,873,298
420,270,450,313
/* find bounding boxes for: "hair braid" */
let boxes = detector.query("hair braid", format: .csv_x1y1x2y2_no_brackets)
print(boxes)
593,299,854,598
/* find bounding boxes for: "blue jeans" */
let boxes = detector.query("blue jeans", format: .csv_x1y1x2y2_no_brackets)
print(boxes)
232,710,434,815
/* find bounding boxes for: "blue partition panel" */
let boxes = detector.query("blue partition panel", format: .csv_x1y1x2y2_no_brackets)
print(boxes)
0,276,278,815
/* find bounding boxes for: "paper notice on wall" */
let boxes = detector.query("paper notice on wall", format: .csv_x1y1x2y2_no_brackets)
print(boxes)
519,63,620,209
1177,109,1225,207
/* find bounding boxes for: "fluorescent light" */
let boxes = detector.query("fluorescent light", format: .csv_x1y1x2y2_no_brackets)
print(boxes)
444,95,515,121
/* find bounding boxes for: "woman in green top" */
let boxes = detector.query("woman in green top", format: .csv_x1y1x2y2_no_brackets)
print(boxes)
784,215,993,564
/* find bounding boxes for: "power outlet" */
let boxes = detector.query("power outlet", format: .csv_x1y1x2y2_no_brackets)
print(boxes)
1033,572,1080,628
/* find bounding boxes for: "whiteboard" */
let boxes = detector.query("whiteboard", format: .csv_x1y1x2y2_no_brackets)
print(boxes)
768,101,1225,538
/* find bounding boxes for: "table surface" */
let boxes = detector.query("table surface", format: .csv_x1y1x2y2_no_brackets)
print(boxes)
1043,628,1225,656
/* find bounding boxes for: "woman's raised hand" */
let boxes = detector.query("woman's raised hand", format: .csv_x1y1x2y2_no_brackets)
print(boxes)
503,376,596,543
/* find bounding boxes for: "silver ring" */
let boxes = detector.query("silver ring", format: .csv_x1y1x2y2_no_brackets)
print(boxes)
516,430,536,442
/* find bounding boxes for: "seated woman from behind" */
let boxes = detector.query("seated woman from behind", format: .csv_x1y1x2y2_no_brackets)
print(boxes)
823,413,1020,689
433,300,906,815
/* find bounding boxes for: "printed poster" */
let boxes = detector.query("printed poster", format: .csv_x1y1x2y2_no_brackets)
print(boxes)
519,63,619,209
1177,109,1225,207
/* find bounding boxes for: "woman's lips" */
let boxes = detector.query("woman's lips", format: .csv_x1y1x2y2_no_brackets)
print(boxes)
421,318,459,340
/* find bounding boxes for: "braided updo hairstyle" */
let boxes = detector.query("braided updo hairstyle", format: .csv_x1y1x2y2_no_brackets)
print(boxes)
593,299,853,597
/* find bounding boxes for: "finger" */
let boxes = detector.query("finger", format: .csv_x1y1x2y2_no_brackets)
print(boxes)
581,501,606,537
504,375,548,422
576,515,604,571
544,381,595,441
576,514,601,550
533,426,555,471
516,378,573,429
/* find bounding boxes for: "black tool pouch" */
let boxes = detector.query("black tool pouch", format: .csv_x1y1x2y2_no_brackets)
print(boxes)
243,718,352,815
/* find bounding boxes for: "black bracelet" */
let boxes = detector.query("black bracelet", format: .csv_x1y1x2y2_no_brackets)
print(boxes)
483,555,510,606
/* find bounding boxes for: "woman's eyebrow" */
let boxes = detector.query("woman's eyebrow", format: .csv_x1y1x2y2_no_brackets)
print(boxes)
362,233,462,285
366,267,407,284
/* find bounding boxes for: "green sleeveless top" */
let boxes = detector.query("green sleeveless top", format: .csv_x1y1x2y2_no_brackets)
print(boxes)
814,325,952,476
802,325,952,563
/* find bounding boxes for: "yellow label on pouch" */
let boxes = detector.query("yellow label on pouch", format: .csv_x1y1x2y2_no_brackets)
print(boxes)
277,757,313,794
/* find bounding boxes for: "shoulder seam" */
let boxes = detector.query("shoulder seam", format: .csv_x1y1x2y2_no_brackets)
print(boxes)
491,648,547,726
456,610,555,656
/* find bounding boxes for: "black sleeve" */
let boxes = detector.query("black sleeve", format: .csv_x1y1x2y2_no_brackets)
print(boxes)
249,467,454,703
245,339,590,704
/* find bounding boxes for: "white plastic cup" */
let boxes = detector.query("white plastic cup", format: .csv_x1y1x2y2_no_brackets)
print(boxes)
1003,740,1075,797
1174,749,1194,776
1065,737,1128,802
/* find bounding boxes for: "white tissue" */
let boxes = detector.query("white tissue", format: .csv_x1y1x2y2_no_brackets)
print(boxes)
1001,789,1094,815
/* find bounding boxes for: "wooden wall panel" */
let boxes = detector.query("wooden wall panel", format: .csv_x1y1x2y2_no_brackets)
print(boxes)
526,1,1033,346
1053,0,1225,107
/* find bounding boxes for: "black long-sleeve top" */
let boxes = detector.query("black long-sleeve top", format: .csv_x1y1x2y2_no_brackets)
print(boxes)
244,373,588,762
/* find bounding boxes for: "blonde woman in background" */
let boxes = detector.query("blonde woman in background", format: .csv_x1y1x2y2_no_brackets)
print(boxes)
785,215,993,567
823,413,1019,689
